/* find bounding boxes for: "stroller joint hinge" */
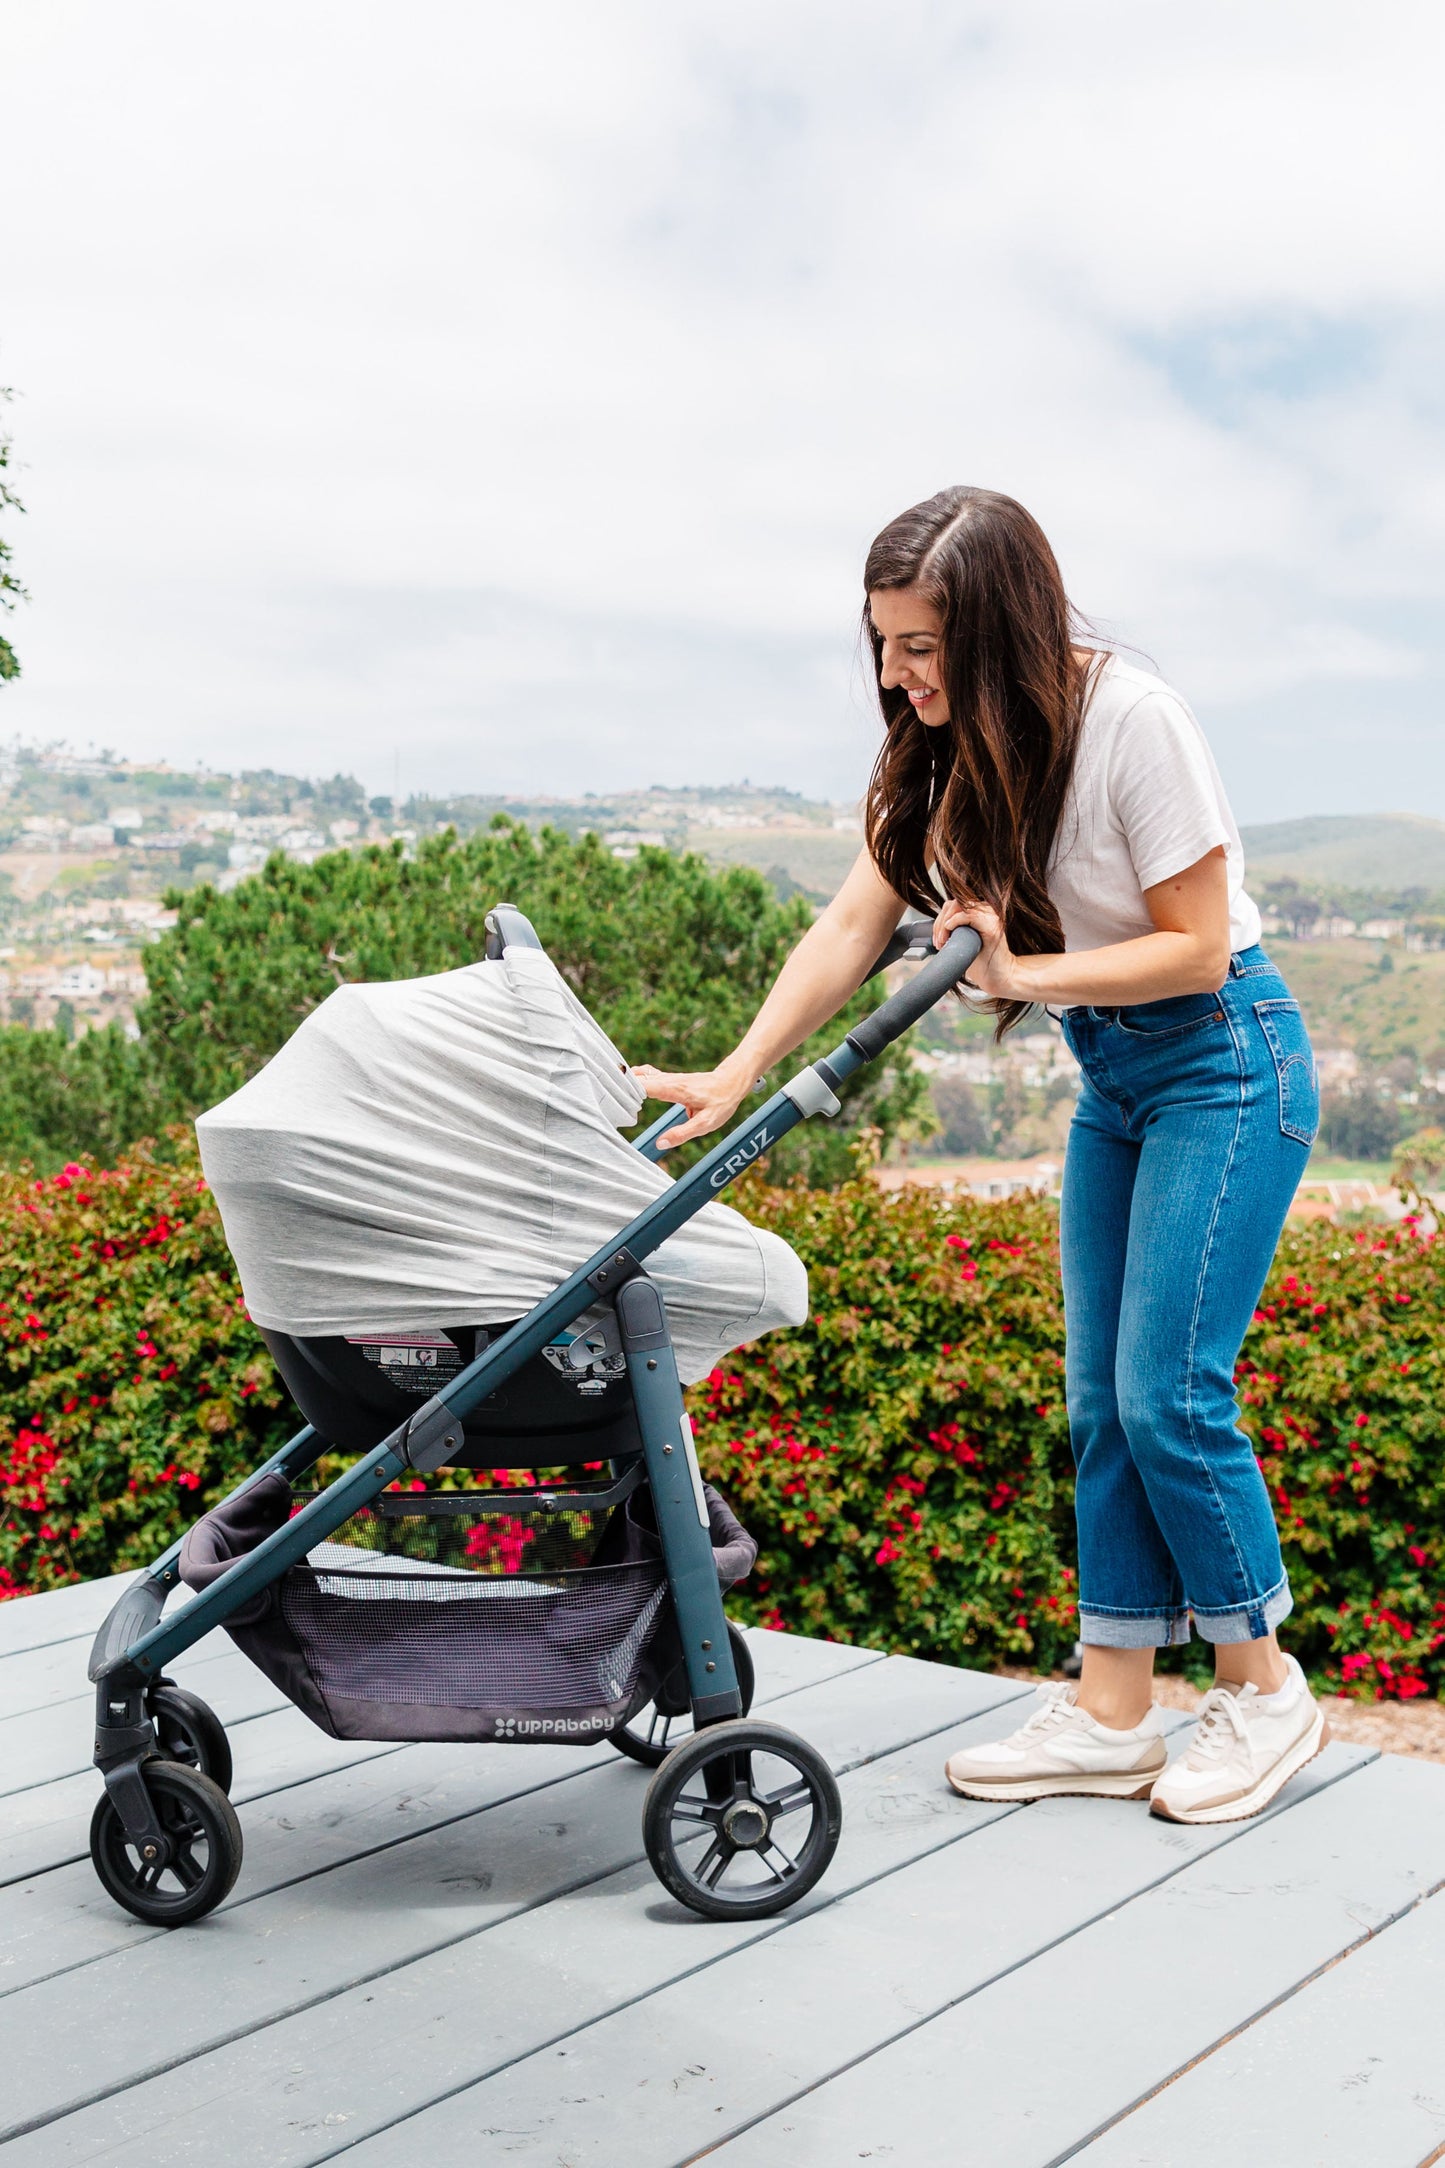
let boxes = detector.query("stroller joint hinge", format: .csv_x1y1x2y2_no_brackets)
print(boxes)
782,1064,842,1120
399,1398,467,1475
615,1272,669,1351
587,1246,643,1299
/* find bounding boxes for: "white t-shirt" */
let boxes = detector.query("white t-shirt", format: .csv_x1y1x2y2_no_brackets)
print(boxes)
1047,655,1261,954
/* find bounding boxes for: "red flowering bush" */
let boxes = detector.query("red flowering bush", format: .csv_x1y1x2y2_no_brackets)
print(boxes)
0,1137,291,1596
4,1128,1445,1703
689,1176,1080,1673
1240,1218,1445,1700
696,1179,1445,1700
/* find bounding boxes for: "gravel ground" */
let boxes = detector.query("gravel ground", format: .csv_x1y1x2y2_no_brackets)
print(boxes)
1002,1667,1445,1765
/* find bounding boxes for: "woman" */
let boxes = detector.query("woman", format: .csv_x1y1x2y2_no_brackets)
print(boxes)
636,485,1325,1826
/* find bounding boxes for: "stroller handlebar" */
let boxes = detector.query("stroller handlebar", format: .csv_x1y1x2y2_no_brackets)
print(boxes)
840,922,982,1064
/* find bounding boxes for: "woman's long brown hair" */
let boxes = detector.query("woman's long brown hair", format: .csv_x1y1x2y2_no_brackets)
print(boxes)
863,486,1096,1037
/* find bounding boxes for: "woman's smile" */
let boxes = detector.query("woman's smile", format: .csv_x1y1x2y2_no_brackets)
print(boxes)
868,586,951,726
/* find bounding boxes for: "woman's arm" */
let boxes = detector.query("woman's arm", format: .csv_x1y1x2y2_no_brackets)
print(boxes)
632,848,905,1148
936,846,1233,1007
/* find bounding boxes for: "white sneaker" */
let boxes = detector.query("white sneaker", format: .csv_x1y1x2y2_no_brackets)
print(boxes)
1149,1655,1328,1825
944,1682,1168,1802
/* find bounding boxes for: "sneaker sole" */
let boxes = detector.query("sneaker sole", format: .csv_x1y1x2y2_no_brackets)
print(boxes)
944,1761,1166,1803
1148,1709,1330,1826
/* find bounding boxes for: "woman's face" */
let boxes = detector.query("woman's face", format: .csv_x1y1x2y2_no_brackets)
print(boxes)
869,587,949,727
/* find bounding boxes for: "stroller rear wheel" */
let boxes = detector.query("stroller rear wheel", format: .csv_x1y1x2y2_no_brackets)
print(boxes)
642,1718,842,1920
90,1762,243,1928
148,1680,234,1793
610,1621,755,1768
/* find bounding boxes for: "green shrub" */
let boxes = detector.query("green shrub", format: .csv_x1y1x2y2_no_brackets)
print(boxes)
4,1133,1444,1703
0,1020,161,1174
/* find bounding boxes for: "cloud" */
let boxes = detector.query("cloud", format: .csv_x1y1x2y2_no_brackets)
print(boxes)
0,0,1442,815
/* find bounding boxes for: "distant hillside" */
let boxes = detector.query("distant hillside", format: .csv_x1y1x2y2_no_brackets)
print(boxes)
405,783,862,903
1268,938,1445,1063
1242,814,1445,891
684,825,861,899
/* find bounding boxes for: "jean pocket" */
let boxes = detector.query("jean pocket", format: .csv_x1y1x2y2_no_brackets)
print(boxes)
1115,991,1226,1037
1254,999,1319,1144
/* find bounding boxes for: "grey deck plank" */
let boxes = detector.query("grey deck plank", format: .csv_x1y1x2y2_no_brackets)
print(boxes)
0,1737,610,2000
698,1751,1445,2168
0,1621,871,1885
0,1646,290,1796
0,1668,1032,2166
0,1573,138,1659
1072,1881,1445,2168
0,1711,404,1888
0,1605,213,1724
0,1649,1004,2144
334,1740,1379,2168
0,1628,880,1996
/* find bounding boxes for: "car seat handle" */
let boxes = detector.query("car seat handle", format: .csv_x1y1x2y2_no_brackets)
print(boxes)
484,903,545,959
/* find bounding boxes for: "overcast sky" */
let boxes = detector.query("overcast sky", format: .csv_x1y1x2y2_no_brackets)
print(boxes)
2,1,1442,815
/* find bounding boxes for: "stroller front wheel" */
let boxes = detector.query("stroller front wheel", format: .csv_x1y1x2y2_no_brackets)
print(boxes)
610,1621,756,1768
90,1762,243,1928
148,1680,234,1794
642,1718,842,1921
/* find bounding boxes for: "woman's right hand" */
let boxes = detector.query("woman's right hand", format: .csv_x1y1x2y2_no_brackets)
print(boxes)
631,1059,756,1151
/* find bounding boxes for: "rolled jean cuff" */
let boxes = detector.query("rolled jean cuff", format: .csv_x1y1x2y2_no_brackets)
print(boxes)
1078,1605,1193,1650
1190,1575,1293,1645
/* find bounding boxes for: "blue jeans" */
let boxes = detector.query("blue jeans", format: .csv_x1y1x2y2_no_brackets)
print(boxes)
1058,947,1318,1649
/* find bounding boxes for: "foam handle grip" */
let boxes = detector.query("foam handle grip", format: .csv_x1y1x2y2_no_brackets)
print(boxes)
844,925,983,1061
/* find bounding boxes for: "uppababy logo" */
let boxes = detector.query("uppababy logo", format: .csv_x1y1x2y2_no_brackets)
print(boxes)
494,1715,607,1739
709,1124,775,1188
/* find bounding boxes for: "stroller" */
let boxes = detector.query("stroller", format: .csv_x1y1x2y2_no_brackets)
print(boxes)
86,904,980,1927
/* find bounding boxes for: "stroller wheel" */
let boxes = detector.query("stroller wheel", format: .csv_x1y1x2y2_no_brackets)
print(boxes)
610,1622,755,1769
90,1762,243,1928
643,1718,842,1921
148,1680,234,1794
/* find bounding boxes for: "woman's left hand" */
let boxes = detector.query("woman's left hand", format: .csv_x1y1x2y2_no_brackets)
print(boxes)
933,897,1031,1001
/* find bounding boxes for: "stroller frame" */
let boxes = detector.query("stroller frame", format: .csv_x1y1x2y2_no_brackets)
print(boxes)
87,904,980,1924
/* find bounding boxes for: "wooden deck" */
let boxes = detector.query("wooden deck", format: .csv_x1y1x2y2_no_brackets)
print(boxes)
4,1573,1445,2166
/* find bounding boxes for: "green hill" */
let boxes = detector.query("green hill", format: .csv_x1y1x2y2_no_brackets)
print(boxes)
683,825,861,900
1242,814,1445,891
1269,938,1445,1064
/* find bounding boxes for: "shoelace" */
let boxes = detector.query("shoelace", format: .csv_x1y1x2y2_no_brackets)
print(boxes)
1016,1683,1084,1737
1183,1684,1256,1765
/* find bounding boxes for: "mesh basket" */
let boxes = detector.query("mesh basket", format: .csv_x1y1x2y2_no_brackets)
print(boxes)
283,1491,667,1735
180,1472,679,1745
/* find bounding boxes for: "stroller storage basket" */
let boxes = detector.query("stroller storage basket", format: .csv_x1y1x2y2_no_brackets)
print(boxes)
179,1470,752,1745
280,1551,667,1740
